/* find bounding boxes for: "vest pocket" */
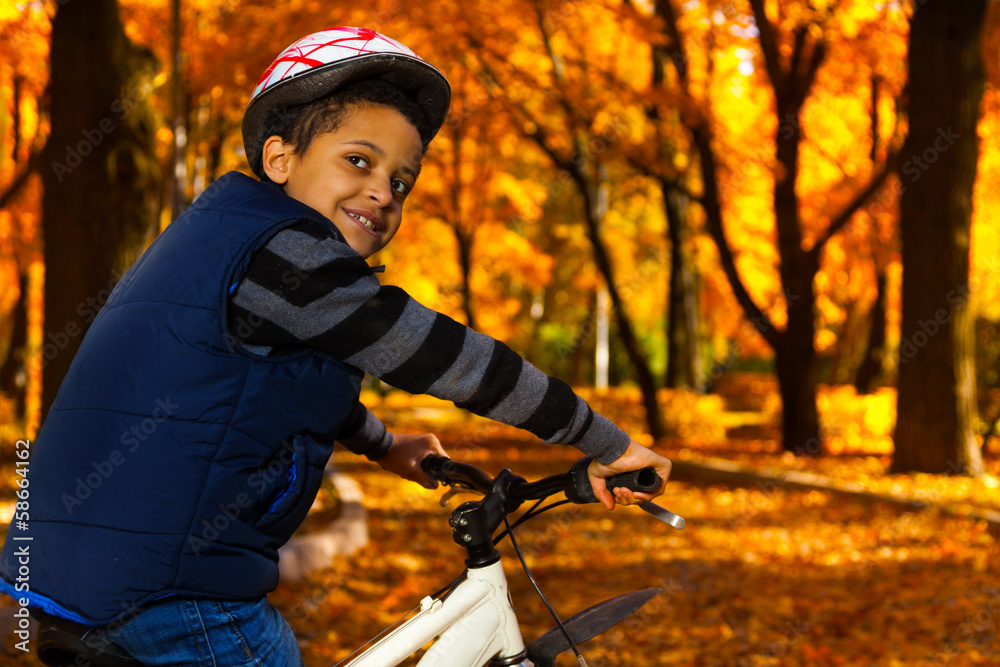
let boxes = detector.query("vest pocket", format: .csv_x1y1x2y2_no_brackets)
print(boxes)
253,437,306,531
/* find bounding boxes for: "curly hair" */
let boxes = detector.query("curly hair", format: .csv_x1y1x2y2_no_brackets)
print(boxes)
259,78,431,181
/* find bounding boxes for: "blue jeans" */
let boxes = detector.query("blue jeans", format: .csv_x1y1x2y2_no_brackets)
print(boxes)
108,597,303,666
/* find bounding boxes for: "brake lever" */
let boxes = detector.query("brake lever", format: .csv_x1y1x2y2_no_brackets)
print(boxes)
438,486,478,507
638,502,686,530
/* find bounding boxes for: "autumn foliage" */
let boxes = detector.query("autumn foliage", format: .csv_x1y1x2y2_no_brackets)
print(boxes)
256,385,1000,667
1,0,1000,664
2,1,1000,436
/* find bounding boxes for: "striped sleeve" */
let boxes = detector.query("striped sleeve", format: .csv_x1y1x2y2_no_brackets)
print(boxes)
336,401,394,461
229,223,630,464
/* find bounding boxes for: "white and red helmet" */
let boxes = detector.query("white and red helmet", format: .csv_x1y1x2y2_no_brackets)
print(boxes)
242,26,451,177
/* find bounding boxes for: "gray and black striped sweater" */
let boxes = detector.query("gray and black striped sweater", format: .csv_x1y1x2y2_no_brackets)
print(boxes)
228,223,629,464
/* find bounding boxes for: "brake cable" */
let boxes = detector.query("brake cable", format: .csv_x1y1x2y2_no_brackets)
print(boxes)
503,513,587,666
428,462,591,663
505,498,570,534
433,497,568,600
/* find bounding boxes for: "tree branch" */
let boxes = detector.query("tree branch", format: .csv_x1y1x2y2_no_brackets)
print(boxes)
654,0,689,84
533,3,590,139
797,37,827,103
748,0,785,93
809,153,898,258
788,26,807,91
622,149,685,191
651,0,777,348
462,31,596,139
692,127,780,348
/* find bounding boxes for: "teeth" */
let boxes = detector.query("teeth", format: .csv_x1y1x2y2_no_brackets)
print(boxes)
350,212,375,230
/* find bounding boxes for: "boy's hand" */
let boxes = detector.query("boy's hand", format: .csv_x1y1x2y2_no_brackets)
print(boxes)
587,440,672,510
378,434,447,489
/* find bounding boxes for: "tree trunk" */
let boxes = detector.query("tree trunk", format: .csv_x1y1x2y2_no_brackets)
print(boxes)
681,242,702,393
893,0,986,476
771,58,823,455
205,122,224,188
775,268,822,456
828,298,857,384
169,0,187,220
444,119,477,331
11,74,23,159
455,227,477,331
41,0,160,415
655,0,839,453
663,182,695,390
567,293,596,388
580,179,665,441
774,103,822,454
855,268,887,394
0,273,30,420
647,40,699,392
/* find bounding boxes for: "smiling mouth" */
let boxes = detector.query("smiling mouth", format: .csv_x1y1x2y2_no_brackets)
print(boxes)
346,211,381,234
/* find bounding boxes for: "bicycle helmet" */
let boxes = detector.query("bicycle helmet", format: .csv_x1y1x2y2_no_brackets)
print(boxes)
242,26,451,178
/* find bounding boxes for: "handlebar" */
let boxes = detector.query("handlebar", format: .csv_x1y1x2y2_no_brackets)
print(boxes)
421,455,673,565
420,455,661,505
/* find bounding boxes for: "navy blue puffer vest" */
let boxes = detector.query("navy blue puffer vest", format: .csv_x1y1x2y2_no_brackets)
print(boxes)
0,172,363,625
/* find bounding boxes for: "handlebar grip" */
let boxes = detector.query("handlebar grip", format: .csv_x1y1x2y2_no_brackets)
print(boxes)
420,454,494,494
605,468,662,494
421,454,449,478
565,457,662,504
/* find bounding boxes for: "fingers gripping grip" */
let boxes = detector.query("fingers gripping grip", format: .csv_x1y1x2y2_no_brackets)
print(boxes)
565,457,661,504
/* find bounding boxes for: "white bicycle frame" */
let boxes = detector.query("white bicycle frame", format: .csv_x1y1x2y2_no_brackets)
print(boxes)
343,559,528,667
337,456,677,667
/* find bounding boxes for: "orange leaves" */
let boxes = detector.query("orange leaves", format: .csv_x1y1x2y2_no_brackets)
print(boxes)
3,0,998,401
274,419,1000,667
2,0,1000,472
491,171,549,222
819,385,896,455
972,84,1000,321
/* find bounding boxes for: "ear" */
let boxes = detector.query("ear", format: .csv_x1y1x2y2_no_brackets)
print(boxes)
261,136,294,184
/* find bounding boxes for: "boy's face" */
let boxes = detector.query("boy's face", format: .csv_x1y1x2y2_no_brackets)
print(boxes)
263,105,423,259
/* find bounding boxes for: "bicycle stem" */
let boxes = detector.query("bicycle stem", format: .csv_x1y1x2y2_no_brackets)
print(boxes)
448,469,526,568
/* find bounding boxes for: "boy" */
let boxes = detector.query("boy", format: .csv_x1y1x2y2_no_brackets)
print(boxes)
0,27,671,665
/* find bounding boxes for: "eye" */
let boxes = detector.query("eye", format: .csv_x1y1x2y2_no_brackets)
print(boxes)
391,179,411,197
347,155,370,169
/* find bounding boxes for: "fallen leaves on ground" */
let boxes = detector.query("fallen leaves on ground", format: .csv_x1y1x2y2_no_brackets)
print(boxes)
2,382,999,666
272,432,1000,667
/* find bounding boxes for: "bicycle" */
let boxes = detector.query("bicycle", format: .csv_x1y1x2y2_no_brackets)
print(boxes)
35,455,685,666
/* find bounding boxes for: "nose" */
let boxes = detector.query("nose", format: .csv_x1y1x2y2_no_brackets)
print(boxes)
366,176,393,207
